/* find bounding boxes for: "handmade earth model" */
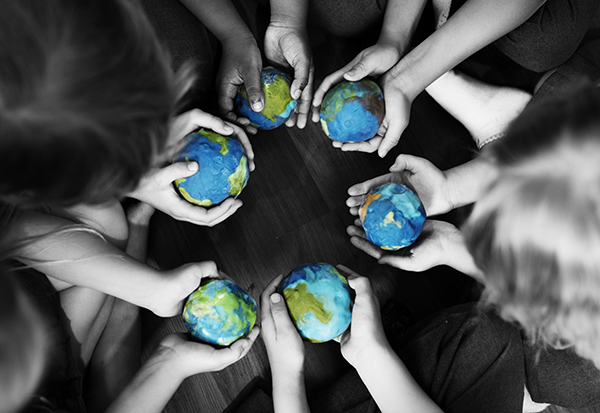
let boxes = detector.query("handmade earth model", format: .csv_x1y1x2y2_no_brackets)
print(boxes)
234,66,297,130
359,183,426,251
319,79,385,143
173,129,249,207
182,279,257,346
278,262,353,343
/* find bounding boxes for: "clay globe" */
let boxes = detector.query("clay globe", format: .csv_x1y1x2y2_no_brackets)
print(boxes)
359,183,426,251
234,66,297,130
182,279,257,346
278,263,354,343
173,129,249,207
319,79,385,143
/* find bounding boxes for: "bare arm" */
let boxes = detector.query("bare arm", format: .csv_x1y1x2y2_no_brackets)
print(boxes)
388,0,547,100
378,0,428,53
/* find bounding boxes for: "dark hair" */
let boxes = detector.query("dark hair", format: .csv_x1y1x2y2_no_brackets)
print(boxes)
464,84,600,365
0,0,191,207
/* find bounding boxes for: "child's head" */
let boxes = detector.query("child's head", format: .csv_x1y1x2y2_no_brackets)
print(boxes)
0,0,191,207
465,84,600,366
0,270,47,413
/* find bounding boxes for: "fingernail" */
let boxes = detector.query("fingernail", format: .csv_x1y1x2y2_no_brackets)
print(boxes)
252,101,263,111
270,293,281,303
224,124,234,132
187,162,198,171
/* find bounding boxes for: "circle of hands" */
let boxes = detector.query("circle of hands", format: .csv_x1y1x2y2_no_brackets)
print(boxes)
130,19,467,377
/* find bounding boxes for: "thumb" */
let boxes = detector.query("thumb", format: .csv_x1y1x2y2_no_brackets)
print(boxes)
167,161,199,182
344,61,369,82
269,293,295,331
242,69,265,112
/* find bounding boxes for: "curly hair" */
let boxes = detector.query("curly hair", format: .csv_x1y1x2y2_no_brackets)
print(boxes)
464,84,600,366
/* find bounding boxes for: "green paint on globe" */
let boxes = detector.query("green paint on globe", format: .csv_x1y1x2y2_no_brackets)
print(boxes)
183,279,257,346
283,282,332,325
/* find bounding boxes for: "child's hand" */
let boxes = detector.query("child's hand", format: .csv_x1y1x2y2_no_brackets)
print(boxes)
346,154,453,218
127,163,244,227
311,43,400,123
157,330,260,380
167,109,255,171
217,35,264,135
264,20,314,129
152,261,220,317
260,274,305,375
334,266,388,368
347,219,479,276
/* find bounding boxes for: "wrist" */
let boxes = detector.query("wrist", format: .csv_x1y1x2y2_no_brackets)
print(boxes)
144,344,188,385
269,13,306,30
351,342,395,374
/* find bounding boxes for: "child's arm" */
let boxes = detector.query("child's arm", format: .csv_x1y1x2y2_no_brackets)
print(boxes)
312,0,427,115
347,154,497,218
375,0,546,157
346,219,484,281
261,274,310,413
178,0,263,130
265,0,312,128
7,210,208,317
336,266,444,413
105,330,259,413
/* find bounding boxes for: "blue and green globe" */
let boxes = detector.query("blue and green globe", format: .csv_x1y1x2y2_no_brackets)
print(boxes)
174,129,249,207
359,183,426,251
278,263,353,343
320,79,385,143
183,279,257,346
234,67,297,130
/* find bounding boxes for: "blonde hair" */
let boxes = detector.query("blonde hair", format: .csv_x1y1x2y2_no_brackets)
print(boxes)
465,84,600,366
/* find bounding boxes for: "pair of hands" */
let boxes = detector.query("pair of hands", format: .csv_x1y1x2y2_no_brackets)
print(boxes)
217,15,415,160
260,265,388,375
218,17,314,133
127,109,255,227
345,154,466,273
311,42,414,158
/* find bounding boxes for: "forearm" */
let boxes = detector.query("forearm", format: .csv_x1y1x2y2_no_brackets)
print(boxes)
106,350,184,413
445,157,498,209
269,0,309,27
378,0,428,53
354,344,443,413
389,0,546,98
272,369,310,413
9,211,162,309
179,0,254,44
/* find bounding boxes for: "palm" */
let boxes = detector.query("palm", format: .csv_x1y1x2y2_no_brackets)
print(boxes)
264,26,309,70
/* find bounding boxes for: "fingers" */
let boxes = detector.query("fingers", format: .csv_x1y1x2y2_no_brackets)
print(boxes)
260,274,285,332
312,69,346,114
294,64,315,129
269,292,295,335
173,197,242,227
389,153,430,173
347,173,394,198
228,325,261,361
377,113,409,159
290,58,312,101
338,137,382,153
335,264,361,280
228,125,255,171
347,225,384,260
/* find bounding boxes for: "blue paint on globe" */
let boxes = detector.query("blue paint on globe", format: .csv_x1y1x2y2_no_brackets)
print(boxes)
320,79,385,143
359,183,426,251
173,129,249,207
278,263,354,343
234,67,298,130
183,279,257,346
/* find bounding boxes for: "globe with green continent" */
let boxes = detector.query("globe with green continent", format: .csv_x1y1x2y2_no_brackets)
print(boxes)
183,279,257,346
234,67,297,130
278,263,354,343
173,129,249,207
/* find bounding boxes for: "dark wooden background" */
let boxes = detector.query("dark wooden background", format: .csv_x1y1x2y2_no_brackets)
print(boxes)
141,1,600,412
